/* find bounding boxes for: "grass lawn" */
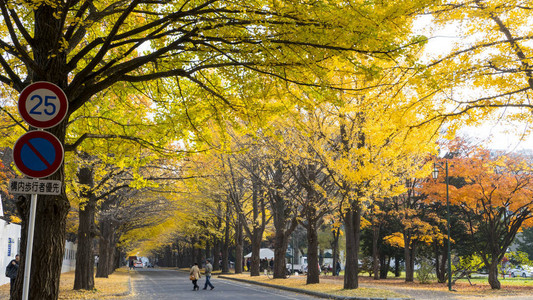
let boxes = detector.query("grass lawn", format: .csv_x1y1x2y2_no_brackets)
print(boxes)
0,268,130,299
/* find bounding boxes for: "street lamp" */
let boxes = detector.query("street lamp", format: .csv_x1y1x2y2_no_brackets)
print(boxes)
432,160,452,291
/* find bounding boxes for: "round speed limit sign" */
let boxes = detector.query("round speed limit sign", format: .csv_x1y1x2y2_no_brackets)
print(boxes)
18,81,69,129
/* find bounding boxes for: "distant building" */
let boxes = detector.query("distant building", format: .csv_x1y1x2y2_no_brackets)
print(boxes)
0,195,76,287
0,195,21,286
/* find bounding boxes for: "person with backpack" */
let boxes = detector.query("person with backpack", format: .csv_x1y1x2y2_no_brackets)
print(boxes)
5,254,20,298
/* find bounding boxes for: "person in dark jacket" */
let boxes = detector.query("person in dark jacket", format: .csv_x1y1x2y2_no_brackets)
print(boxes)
261,257,268,274
6,255,20,298
335,261,341,276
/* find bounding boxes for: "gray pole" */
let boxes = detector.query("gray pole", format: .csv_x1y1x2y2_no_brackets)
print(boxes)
446,160,452,291
22,193,37,300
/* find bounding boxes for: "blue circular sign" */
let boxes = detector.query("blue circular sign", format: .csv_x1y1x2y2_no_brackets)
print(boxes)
13,131,64,178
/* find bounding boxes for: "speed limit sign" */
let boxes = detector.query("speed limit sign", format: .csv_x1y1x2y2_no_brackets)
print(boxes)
18,81,69,129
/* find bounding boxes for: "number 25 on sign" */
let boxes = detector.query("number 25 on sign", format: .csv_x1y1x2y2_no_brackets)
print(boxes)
18,81,68,129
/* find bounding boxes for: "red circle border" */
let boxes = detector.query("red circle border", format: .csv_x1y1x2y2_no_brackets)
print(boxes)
18,81,69,129
13,131,64,178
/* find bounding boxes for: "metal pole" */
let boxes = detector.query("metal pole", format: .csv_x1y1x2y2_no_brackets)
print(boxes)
446,160,452,291
292,238,294,274
22,193,37,300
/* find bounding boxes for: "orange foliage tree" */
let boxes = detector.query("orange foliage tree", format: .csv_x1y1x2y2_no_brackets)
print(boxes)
425,145,533,290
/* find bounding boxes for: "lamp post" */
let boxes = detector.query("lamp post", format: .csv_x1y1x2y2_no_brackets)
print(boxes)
432,160,452,291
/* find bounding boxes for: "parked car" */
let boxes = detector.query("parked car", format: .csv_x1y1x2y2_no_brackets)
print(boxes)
509,266,533,278
134,261,143,268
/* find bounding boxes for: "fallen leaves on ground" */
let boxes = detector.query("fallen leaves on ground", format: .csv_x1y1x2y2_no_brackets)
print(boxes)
223,273,533,299
223,274,408,298
0,268,130,300
59,269,130,299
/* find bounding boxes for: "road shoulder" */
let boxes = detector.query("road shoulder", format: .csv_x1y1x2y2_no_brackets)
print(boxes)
219,274,412,300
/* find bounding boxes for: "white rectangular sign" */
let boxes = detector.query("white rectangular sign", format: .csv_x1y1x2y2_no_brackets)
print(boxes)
8,179,62,195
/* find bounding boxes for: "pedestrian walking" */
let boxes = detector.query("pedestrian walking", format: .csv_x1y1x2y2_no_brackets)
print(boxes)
261,257,268,274
190,263,201,291
5,254,19,298
335,261,341,276
203,259,214,290
129,259,134,270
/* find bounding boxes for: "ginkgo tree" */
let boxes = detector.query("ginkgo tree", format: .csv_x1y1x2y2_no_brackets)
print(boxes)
0,1,442,298
422,1,533,130
280,63,441,288
64,81,185,290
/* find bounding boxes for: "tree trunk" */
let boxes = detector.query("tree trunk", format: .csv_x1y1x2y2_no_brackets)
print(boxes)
343,204,361,289
306,220,320,284
221,203,230,273
13,107,69,298
235,218,244,274
404,232,416,282
191,241,199,265
435,242,447,283
269,160,298,279
379,255,389,279
108,241,117,273
74,165,96,289
340,117,364,290
488,260,501,289
12,5,71,299
273,228,290,278
212,238,221,271
14,191,69,300
250,232,262,276
74,200,96,289
248,171,267,277
205,240,211,263
394,254,401,277
195,246,202,266
113,247,122,271
96,220,113,278
372,223,380,280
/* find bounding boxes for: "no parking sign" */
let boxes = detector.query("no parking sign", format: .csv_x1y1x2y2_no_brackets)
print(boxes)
12,130,64,178
12,81,68,300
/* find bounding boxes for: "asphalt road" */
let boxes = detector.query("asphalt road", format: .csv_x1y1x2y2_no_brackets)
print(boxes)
127,268,320,300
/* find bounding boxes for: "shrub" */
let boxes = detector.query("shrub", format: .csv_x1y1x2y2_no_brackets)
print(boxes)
416,257,435,284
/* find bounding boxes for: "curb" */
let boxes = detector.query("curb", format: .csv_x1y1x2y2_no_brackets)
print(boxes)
218,275,413,300
113,271,133,297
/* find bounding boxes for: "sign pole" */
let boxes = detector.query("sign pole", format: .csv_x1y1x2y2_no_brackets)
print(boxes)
22,192,38,300
13,82,68,299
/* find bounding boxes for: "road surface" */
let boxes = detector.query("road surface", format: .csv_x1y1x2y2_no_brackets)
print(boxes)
127,268,320,300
